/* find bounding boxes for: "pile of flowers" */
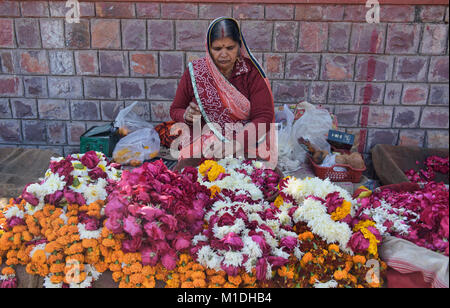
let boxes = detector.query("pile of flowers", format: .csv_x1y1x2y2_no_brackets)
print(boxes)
355,183,449,256
0,151,122,288
104,160,213,270
405,155,449,184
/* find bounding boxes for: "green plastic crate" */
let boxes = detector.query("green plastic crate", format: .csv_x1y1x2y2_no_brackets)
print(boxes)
80,123,119,157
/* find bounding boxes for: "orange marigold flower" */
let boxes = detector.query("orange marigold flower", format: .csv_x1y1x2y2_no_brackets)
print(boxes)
193,279,207,288
1,266,15,276
223,282,238,288
181,281,194,288
109,263,122,272
298,231,314,241
300,252,313,266
352,255,366,264
31,250,47,264
112,271,124,283
50,274,64,284
333,270,348,281
209,275,226,285
309,274,318,285
228,275,242,287
328,244,340,253
50,263,65,273
142,265,156,277
82,238,98,249
130,262,143,274
191,271,206,281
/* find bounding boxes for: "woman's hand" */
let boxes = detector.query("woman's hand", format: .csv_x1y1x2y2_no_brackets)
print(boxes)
183,102,201,124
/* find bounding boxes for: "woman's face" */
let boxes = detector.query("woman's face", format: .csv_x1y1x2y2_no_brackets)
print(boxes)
210,37,240,75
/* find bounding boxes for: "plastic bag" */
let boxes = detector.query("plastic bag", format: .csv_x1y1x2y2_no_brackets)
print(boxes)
292,107,333,154
276,105,304,173
114,101,154,136
112,128,160,166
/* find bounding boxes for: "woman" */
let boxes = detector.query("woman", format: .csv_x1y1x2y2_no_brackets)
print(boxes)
170,17,276,169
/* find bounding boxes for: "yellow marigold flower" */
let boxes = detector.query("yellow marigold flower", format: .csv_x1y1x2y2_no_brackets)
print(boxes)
274,195,284,208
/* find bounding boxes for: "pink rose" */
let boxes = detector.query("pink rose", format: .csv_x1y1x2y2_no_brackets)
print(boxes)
105,213,123,234
348,231,370,253
88,167,107,180
123,215,142,237
140,246,159,266
174,234,191,251
80,151,100,169
280,236,298,252
221,232,244,251
122,236,142,252
161,251,177,270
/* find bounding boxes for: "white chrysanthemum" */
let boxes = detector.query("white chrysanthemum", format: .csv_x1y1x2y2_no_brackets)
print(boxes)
4,205,24,220
272,247,290,259
314,280,338,288
293,247,304,260
197,245,223,271
242,236,263,259
83,178,108,205
244,257,258,274
43,275,63,288
192,234,208,246
78,223,101,240
212,218,246,240
222,251,244,267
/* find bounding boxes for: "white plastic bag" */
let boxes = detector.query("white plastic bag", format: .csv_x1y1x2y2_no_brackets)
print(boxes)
292,107,333,154
276,105,304,173
114,101,154,134
112,128,160,165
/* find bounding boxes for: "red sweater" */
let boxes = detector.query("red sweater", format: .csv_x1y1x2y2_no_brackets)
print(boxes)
170,57,274,128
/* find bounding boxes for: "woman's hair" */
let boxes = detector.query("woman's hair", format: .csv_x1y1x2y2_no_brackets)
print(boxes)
209,19,241,47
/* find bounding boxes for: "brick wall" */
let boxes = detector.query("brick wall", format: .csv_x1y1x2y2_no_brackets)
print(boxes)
0,1,449,158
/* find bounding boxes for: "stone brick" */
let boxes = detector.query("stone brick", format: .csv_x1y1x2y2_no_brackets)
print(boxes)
148,20,174,50
122,20,146,50
46,121,66,145
0,76,22,97
427,130,449,149
263,53,285,79
117,79,145,100
343,5,366,22
394,56,428,82
38,99,70,120
264,5,294,20
240,21,273,52
11,99,37,119
176,20,209,51
285,54,320,80
401,84,429,105
429,85,449,106
99,51,128,77
65,20,90,49
136,3,160,18
146,79,178,101
419,6,446,22
71,101,101,121
328,23,351,52
385,24,421,55
297,5,345,22
161,3,197,19
124,101,151,122
393,106,421,128
130,52,158,76
0,19,14,48
355,56,393,82
22,120,46,144
321,55,355,81
334,105,360,127
420,24,448,55
355,83,384,105
0,99,11,118
17,50,49,74
48,77,83,99
399,130,425,147
74,51,98,75
198,4,232,19
96,2,135,18
272,80,308,103
363,106,393,128
350,24,386,54
420,107,449,129
49,51,75,75
367,129,398,150
0,50,15,73
0,120,21,143
380,5,415,22
67,122,86,145
15,19,41,48
428,56,449,82
21,1,48,17
298,22,328,52
151,101,172,122
23,76,47,98
273,22,298,52
160,52,184,78
101,101,124,121
309,82,328,104
233,4,264,20
49,1,95,17
84,78,116,99
384,83,402,105
40,19,64,49
91,19,121,49
0,2,20,17
328,83,355,104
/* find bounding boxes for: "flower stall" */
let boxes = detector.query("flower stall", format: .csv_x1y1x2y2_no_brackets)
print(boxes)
0,152,389,288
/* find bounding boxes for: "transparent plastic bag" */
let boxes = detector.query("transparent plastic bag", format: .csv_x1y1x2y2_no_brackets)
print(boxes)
292,107,333,154
114,101,154,136
112,127,160,166
276,105,304,173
